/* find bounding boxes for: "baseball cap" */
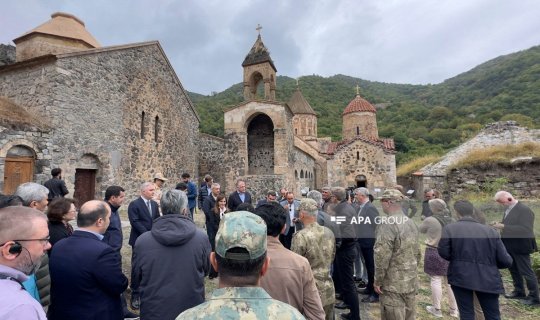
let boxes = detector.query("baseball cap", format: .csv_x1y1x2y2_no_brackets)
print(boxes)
215,211,267,260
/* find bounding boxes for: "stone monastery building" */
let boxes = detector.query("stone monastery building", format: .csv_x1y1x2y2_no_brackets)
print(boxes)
0,13,199,202
200,33,397,197
1,12,396,201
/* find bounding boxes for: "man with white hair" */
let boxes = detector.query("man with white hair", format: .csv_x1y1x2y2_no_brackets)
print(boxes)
14,182,51,311
133,190,211,320
128,182,160,309
0,206,50,320
292,198,336,320
492,191,539,305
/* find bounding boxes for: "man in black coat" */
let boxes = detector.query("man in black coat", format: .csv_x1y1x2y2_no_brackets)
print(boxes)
127,182,159,309
49,200,128,320
227,179,252,211
198,175,213,210
492,191,539,305
353,187,379,303
43,168,68,201
439,200,513,319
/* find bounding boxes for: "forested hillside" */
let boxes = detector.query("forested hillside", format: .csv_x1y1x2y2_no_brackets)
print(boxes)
189,45,540,163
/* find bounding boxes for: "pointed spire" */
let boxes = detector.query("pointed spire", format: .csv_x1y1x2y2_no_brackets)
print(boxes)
241,26,277,71
288,86,316,115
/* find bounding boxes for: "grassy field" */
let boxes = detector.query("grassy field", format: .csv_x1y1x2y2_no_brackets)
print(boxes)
119,199,540,319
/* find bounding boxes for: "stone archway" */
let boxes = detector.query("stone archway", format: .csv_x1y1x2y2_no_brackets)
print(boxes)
355,174,367,188
3,145,35,194
247,114,274,175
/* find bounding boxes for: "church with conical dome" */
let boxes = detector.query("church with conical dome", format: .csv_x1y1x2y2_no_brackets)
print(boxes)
201,30,396,197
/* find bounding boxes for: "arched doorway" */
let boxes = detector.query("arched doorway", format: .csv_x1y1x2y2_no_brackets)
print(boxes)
3,145,35,194
247,114,274,175
355,174,367,188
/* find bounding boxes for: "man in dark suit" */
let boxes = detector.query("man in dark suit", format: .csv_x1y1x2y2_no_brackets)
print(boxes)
279,191,301,249
128,182,159,309
353,187,380,303
49,200,128,320
492,191,539,305
256,190,278,208
227,179,252,211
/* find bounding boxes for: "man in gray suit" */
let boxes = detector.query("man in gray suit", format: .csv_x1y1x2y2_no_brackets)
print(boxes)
279,191,301,249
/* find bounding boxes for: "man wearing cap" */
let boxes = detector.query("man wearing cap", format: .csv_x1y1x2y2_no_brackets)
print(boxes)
374,189,421,320
291,198,336,320
256,202,324,320
153,173,168,211
176,211,305,320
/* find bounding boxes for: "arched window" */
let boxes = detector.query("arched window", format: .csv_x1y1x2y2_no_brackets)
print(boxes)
300,170,304,179
247,114,274,174
140,111,146,139
295,128,298,135
295,170,298,178
357,151,360,160
356,126,360,135
154,116,159,142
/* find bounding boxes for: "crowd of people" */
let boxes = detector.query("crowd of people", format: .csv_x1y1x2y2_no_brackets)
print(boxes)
0,168,538,320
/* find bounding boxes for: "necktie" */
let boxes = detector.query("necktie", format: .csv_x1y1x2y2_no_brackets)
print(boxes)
147,200,152,216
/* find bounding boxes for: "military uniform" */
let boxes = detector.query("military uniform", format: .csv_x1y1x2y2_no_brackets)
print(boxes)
374,190,421,320
291,222,336,320
176,287,305,319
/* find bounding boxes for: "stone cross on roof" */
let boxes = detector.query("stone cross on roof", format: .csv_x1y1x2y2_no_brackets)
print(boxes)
256,24,262,34
356,85,360,95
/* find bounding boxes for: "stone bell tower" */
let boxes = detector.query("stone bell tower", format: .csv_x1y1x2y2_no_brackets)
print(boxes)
241,24,277,101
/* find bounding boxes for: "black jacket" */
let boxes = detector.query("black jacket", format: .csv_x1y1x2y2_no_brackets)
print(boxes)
43,178,68,201
355,201,379,247
227,191,252,211
132,214,211,320
103,203,123,252
438,217,513,294
128,197,160,246
501,202,537,255
198,184,211,209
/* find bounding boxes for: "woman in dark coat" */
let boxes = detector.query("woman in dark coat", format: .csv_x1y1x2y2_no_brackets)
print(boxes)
208,194,229,279
47,198,76,251
438,200,512,320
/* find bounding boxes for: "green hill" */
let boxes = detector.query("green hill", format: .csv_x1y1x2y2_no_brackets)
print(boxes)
188,45,540,164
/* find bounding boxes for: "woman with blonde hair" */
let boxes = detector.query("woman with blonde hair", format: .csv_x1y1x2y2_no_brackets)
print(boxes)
419,198,459,318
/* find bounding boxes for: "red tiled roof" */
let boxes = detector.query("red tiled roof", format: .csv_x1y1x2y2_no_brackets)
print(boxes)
342,94,376,115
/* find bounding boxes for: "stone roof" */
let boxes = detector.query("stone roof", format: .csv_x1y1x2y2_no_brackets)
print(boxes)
342,94,377,115
0,97,49,131
288,87,316,115
325,136,395,155
242,34,276,72
13,12,100,48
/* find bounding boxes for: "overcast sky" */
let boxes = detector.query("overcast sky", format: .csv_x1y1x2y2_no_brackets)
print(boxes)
1,0,539,95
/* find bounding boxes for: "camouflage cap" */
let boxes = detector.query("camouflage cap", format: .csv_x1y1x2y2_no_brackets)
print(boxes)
299,198,318,212
381,188,404,202
215,211,267,260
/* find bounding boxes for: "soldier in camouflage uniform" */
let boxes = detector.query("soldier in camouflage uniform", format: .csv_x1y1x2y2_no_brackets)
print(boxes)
292,198,336,320
176,211,305,320
374,189,421,320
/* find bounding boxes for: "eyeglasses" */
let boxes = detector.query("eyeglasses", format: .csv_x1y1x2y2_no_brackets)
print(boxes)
14,236,51,245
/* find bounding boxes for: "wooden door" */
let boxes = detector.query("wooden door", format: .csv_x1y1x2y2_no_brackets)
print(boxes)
3,157,34,194
74,169,96,207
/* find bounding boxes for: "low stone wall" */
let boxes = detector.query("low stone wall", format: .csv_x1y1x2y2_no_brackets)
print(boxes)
447,159,540,198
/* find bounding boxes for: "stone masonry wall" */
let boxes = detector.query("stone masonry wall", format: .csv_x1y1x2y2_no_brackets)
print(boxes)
292,147,315,195
199,133,225,185
328,140,396,190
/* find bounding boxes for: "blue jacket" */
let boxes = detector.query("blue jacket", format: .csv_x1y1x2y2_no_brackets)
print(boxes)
438,217,513,294
103,202,123,252
186,181,197,209
49,230,128,320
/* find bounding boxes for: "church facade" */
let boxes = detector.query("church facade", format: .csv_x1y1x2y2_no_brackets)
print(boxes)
0,13,199,201
199,34,396,199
